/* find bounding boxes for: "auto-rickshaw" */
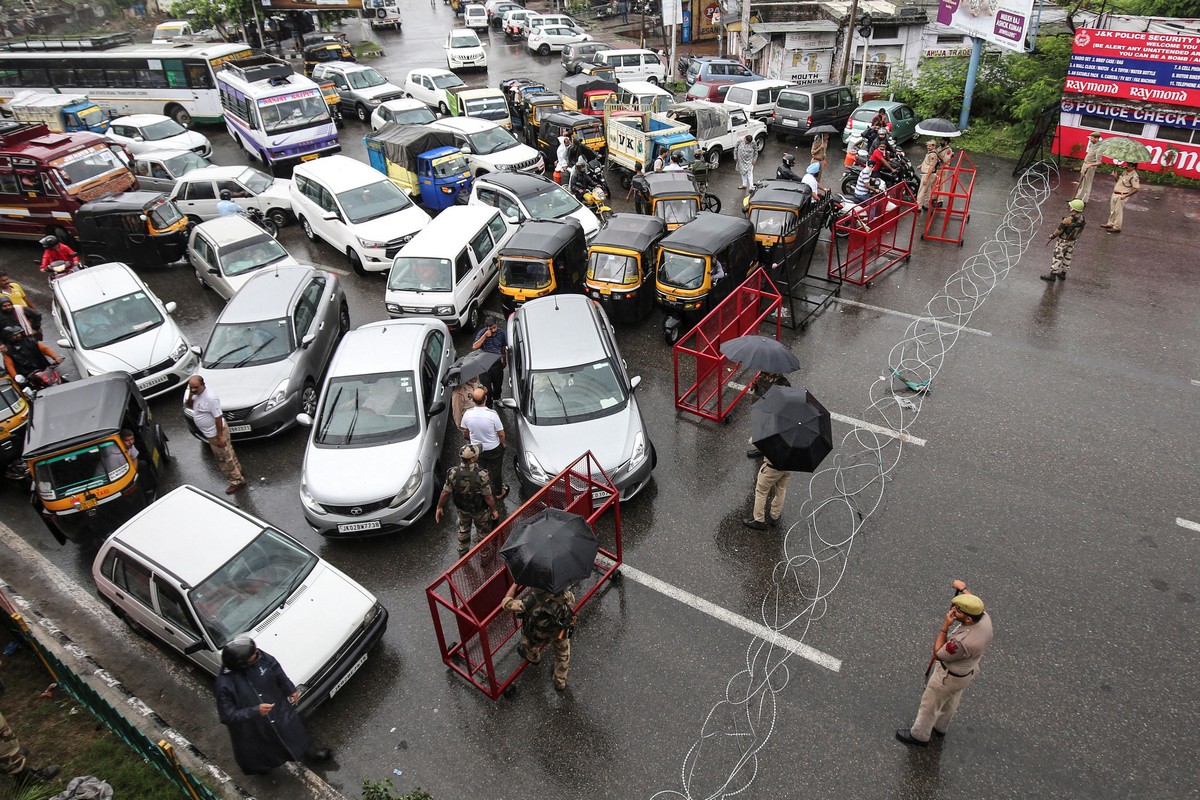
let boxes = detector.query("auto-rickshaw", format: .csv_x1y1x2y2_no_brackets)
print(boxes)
519,93,566,146
642,172,720,232
23,373,169,545
317,79,345,126
75,191,190,269
500,78,546,129
577,62,617,82
744,179,830,271
364,124,471,211
655,211,758,343
584,213,667,323
0,374,32,479
497,218,587,312
535,111,605,167
560,75,618,117
302,41,355,77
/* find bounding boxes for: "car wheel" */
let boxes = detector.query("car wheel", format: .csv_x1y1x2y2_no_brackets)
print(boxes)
338,301,350,335
356,104,369,122
267,208,289,228
754,135,766,153
166,104,191,129
647,76,659,86
538,44,551,56
348,248,366,276
300,379,318,418
194,267,211,289
707,147,722,168
466,303,480,331
186,215,203,228
300,216,316,241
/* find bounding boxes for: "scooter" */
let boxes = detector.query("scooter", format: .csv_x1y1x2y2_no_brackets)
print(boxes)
26,364,65,390
596,2,619,20
41,259,83,281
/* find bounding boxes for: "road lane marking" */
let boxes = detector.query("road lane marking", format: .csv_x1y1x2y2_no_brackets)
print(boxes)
1191,379,1200,387
726,382,926,446
832,297,993,337
597,557,842,672
1176,518,1200,533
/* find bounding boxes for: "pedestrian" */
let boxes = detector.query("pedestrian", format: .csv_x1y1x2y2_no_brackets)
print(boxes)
461,386,507,500
810,132,828,173
742,446,789,530
1040,199,1086,282
0,708,60,786
555,135,570,184
0,296,39,340
628,166,650,214
185,375,246,495
619,0,628,24
1102,161,1139,234
501,581,576,690
916,140,939,213
451,375,479,430
745,372,791,459
215,636,332,775
1074,131,1103,202
936,137,954,169
471,313,507,405
895,591,994,746
735,134,757,193
435,444,501,555
0,273,34,312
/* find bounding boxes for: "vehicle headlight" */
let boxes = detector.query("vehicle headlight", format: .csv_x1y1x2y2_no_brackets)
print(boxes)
299,478,327,514
358,236,388,249
264,378,291,411
362,602,383,628
369,97,382,105
170,338,188,362
388,462,424,508
627,430,647,470
525,452,549,483
386,302,401,313
433,305,454,316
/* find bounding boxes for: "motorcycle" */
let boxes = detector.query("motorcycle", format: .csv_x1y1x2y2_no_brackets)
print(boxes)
677,51,694,76
596,2,619,20
572,161,612,223
241,207,279,238
27,364,65,390
42,259,82,281
840,143,920,197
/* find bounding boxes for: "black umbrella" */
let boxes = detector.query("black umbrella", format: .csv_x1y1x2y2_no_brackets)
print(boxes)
807,124,841,136
720,335,801,375
914,118,962,138
446,350,500,386
750,386,833,472
500,508,599,593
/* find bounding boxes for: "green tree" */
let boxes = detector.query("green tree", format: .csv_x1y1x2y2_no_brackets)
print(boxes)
168,0,253,38
1106,0,1200,15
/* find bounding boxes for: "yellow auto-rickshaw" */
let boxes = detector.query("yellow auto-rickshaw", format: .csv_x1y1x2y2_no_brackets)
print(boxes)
0,374,32,479
744,179,829,270
302,41,355,77
317,79,345,126
498,218,588,312
584,214,667,323
643,171,720,231
655,212,758,343
24,373,168,545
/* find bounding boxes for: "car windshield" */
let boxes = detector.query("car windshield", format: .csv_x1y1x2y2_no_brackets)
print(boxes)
527,359,626,425
499,257,550,289
348,68,387,89
32,440,129,501
658,250,707,290
587,251,638,285
147,199,184,229
140,118,188,141
393,106,436,125
237,167,275,195
51,146,127,194
523,184,580,218
203,318,292,368
389,256,451,292
258,91,330,134
655,197,698,225
432,73,466,90
315,372,419,446
163,151,211,178
450,33,481,48
336,180,412,223
465,126,518,155
431,153,470,177
189,528,318,648
72,291,164,349
750,207,795,236
466,97,509,119
218,234,290,277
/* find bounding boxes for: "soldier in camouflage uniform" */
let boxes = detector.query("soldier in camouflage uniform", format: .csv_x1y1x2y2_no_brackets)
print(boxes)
689,147,711,196
0,709,60,785
435,444,500,555
501,583,577,691
1041,199,1086,282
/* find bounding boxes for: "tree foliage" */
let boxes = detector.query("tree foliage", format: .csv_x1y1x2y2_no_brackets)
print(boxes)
167,0,253,37
1105,0,1200,16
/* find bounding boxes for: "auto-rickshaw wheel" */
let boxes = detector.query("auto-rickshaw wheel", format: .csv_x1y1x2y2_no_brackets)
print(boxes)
156,424,170,459
703,193,721,213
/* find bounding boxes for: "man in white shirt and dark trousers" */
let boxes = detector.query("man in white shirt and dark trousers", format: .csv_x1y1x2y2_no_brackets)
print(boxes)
186,375,246,495
461,386,507,501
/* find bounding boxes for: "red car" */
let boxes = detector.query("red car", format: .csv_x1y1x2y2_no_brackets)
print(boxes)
685,80,735,102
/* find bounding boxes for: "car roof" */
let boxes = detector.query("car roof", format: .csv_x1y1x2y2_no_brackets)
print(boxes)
329,318,437,377
855,100,904,111
433,116,496,133
660,211,754,254
217,266,315,323
380,98,427,110
618,81,669,95
193,214,273,247
600,48,656,55
780,83,846,94
588,213,665,253
54,261,143,310
478,171,554,194
397,206,499,258
108,485,281,587
322,62,374,73
112,114,170,126
730,79,795,91
408,68,456,79
449,27,478,34
518,295,606,368
293,154,385,189
178,165,251,182
134,148,197,161
23,373,138,458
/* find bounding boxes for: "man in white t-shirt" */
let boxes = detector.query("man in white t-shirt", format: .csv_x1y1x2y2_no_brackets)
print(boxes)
186,375,245,495
460,386,506,500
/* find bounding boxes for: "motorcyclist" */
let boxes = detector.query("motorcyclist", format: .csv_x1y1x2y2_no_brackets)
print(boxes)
39,235,79,274
217,190,242,217
2,325,61,381
568,156,592,200
776,153,801,182
869,134,896,182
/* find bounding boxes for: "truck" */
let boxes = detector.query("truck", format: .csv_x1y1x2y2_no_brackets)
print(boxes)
667,100,767,167
363,123,472,210
560,75,617,117
603,105,698,188
3,91,108,134
446,87,512,130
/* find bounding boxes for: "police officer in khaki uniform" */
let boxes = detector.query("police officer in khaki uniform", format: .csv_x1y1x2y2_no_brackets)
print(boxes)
501,582,576,691
1075,131,1103,202
1102,161,1140,233
916,141,940,212
435,444,500,555
1041,199,1086,282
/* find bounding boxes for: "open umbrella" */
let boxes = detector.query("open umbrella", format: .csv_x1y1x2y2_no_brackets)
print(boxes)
499,508,599,593
720,335,801,375
807,124,841,136
445,350,500,386
1092,136,1151,165
914,118,962,138
750,385,833,472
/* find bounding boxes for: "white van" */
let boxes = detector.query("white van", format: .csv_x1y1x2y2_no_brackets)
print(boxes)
723,79,796,120
616,81,672,114
593,48,667,84
385,206,515,330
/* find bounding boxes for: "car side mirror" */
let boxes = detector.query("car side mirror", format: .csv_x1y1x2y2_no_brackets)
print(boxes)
460,145,472,155
630,375,641,390
133,136,144,142
301,332,316,348
165,301,177,314
190,345,202,356
208,266,219,274
427,400,446,418
296,412,313,427
500,397,518,410
182,639,210,655
57,338,72,349
321,210,339,221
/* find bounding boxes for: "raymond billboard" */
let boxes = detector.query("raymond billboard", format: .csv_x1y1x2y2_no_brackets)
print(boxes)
935,0,1034,53
1064,28,1200,108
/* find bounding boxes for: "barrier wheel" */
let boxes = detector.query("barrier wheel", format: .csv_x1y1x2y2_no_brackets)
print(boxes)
504,686,518,698
905,254,912,262
611,569,623,584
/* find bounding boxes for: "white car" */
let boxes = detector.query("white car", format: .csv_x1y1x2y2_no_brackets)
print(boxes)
528,25,590,56
187,215,300,300
463,3,489,29
92,484,388,715
370,98,437,132
403,68,467,114
290,155,431,275
168,165,293,227
468,172,599,241
51,262,195,398
106,114,211,158
430,116,544,177
445,28,488,71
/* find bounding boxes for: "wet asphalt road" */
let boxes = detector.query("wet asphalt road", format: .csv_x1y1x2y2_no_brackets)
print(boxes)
1,4,1199,799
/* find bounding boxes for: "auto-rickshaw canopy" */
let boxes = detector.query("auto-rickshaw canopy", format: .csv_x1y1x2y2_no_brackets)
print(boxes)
747,179,815,211
303,41,355,75
659,211,755,257
502,217,586,262
24,373,143,459
76,191,184,234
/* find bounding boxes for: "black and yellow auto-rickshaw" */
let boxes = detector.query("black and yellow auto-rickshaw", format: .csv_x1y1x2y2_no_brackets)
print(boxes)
643,171,720,232
317,79,345,126
303,41,355,77
577,62,617,82
655,211,758,343
744,179,831,270
0,374,32,479
520,93,566,146
535,111,605,167
23,373,169,545
584,213,667,323
75,192,190,269
497,218,588,312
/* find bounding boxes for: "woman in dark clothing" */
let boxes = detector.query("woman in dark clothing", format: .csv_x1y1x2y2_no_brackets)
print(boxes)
214,637,331,775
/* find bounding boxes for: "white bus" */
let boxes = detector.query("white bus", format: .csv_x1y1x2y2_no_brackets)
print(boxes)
0,33,252,128
216,55,339,173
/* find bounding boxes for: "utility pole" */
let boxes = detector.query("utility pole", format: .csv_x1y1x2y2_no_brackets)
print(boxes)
739,0,750,62
837,0,860,85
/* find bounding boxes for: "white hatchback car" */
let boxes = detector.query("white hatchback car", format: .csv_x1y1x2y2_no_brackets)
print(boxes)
403,68,467,114
370,98,437,132
445,28,488,71
106,114,211,158
92,484,388,715
187,215,300,300
528,25,590,56
290,155,431,275
168,165,293,227
463,3,489,29
51,262,195,398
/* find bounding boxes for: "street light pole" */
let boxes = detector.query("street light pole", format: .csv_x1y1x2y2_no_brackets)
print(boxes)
838,0,860,85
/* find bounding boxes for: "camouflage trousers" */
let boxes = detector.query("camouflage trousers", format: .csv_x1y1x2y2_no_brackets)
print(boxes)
521,634,571,690
206,435,244,486
456,507,493,554
0,712,26,775
1050,239,1076,275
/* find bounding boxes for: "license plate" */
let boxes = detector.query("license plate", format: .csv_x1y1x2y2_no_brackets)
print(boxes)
300,153,320,162
782,118,798,127
228,424,252,434
77,496,98,511
329,653,368,698
599,287,611,296
337,520,382,533
137,374,168,390
591,489,609,501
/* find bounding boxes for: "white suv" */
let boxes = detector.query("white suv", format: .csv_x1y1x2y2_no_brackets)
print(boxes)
290,155,431,275
430,116,543,177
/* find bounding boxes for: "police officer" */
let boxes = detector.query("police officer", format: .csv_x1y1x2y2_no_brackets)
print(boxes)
435,444,500,555
501,582,576,691
1102,161,1139,234
689,146,711,196
1041,199,1086,282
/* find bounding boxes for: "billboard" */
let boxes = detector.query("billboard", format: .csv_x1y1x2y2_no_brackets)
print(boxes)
258,0,364,10
1064,28,1200,108
935,0,1034,54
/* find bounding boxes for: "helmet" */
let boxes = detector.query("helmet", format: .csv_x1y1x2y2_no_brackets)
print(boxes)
1068,199,1085,212
671,152,683,163
806,162,820,175
40,235,58,249
219,190,232,201
781,153,796,168
221,635,257,670
2,325,24,341
951,594,985,616
460,444,481,460
576,156,587,167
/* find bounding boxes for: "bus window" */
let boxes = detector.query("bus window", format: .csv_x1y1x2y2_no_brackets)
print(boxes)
106,60,138,89
0,67,17,87
186,63,214,89
18,65,48,85
0,173,19,195
164,60,188,89
76,66,104,86
48,66,75,87
17,172,42,196
40,173,59,197
137,61,169,89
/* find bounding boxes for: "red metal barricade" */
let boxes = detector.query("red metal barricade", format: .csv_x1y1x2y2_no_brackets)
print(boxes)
922,151,976,246
828,182,919,286
425,452,622,700
673,268,782,422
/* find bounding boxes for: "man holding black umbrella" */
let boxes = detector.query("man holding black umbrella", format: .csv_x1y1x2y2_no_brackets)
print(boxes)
743,450,789,531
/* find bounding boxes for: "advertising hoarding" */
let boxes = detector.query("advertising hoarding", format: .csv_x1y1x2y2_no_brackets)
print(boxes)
258,0,364,10
935,0,1034,54
1063,28,1200,108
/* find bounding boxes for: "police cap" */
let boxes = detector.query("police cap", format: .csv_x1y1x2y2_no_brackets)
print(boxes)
951,594,985,615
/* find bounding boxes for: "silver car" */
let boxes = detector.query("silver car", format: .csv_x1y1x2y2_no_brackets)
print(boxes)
298,318,454,537
502,294,655,500
312,62,405,124
132,149,213,193
184,266,348,440
187,215,300,300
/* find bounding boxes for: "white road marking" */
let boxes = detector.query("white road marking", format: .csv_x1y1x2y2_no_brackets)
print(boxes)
323,265,351,276
598,558,842,673
1176,518,1200,533
726,382,927,447
1191,379,1200,387
832,297,993,337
